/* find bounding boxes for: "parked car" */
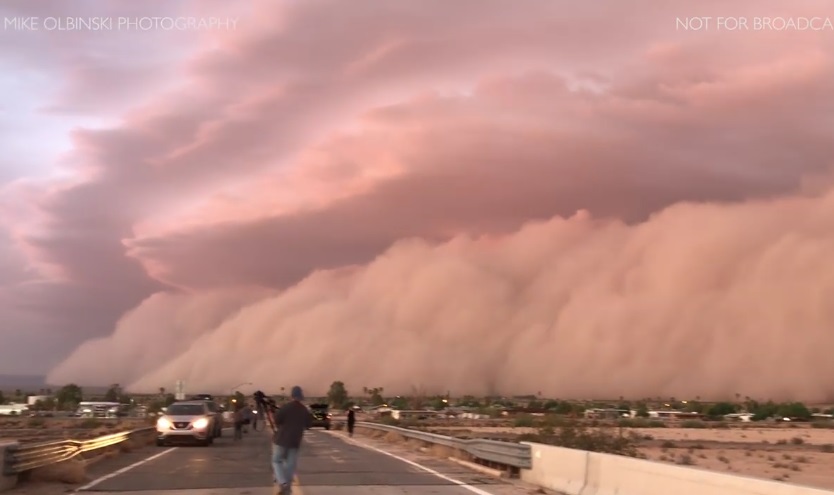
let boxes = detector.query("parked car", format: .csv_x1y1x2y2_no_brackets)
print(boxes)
308,403,331,430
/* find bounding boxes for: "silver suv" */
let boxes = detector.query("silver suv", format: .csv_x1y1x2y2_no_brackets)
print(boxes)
156,401,218,446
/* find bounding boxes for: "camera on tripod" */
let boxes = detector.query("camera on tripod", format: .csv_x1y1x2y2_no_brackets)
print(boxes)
253,390,279,433
253,390,278,411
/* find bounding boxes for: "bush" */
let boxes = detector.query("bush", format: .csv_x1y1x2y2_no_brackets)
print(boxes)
513,415,535,427
27,418,45,428
532,424,640,457
79,418,102,429
540,415,576,428
680,420,707,428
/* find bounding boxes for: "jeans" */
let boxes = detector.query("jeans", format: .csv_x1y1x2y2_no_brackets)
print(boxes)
271,444,300,489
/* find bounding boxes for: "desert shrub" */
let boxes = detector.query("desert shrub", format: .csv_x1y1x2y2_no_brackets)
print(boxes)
533,424,640,457
26,418,45,428
513,415,535,427
79,418,102,429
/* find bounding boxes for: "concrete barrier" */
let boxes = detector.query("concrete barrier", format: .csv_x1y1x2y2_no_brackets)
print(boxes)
521,442,589,494
521,442,834,495
0,441,19,492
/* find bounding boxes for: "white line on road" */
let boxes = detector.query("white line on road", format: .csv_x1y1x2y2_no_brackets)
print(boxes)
327,432,496,495
74,446,178,492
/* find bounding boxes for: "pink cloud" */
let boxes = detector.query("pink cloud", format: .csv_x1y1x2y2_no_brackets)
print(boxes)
1,0,833,401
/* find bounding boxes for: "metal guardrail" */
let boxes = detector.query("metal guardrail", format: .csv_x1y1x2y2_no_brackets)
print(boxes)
2,427,155,475
355,421,531,469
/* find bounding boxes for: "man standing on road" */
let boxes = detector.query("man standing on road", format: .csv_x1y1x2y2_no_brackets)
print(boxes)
271,385,313,495
347,407,356,437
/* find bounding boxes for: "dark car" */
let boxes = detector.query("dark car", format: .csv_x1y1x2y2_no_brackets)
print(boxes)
309,403,331,430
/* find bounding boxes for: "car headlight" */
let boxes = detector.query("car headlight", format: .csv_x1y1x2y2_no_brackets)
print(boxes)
157,417,172,429
192,417,209,429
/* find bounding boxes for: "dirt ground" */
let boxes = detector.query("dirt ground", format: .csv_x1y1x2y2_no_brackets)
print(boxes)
427,424,834,490
636,426,834,489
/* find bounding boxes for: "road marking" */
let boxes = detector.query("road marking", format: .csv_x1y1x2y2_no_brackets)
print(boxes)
74,447,178,492
327,432,496,495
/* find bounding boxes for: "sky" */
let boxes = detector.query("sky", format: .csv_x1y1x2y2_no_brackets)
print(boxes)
2,0,834,401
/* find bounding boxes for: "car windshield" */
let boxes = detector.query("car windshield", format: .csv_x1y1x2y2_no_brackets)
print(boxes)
310,404,328,409
167,404,204,415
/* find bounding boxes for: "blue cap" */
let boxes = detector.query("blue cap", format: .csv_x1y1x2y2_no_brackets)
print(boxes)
290,385,304,400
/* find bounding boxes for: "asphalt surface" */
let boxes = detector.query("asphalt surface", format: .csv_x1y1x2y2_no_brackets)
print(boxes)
74,426,533,494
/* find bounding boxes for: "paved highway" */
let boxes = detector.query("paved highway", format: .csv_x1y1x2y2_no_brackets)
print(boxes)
68,426,539,495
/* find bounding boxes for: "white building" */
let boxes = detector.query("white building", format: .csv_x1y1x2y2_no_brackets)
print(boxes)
27,395,49,405
0,403,29,415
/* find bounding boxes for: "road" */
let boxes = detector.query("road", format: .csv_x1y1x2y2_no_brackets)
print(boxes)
65,426,540,495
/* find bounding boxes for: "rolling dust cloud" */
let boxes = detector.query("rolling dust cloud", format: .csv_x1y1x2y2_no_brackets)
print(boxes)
47,187,834,402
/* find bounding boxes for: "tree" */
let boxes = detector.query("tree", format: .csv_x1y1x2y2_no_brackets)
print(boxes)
635,403,650,417
390,396,409,410
707,402,737,417
751,400,778,421
0,391,5,405
777,402,811,420
554,402,575,415
55,384,83,409
327,381,349,408
364,387,385,406
104,383,122,402
30,397,56,411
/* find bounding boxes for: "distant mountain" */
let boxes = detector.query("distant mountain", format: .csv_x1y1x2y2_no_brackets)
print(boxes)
0,375,117,396
0,374,46,390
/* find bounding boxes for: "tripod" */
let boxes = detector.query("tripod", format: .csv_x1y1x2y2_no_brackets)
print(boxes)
254,390,278,433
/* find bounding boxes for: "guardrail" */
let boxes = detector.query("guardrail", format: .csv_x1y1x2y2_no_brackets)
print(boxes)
2,427,154,475
355,421,531,469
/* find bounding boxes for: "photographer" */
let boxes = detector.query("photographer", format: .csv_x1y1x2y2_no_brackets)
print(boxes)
265,386,312,495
